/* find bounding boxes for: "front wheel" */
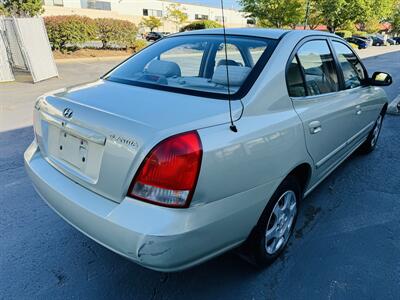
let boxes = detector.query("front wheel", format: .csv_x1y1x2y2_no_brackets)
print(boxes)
246,176,300,267
358,113,384,154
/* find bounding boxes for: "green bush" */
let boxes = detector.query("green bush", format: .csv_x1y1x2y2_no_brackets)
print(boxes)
95,18,138,49
131,39,147,52
335,30,352,38
180,20,222,32
353,31,367,37
44,15,95,52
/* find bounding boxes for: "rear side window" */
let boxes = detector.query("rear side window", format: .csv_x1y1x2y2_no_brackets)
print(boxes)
287,57,306,97
332,41,366,89
296,40,339,96
214,43,245,70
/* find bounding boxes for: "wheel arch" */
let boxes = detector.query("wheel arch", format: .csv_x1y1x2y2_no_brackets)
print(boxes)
285,163,312,196
382,102,388,115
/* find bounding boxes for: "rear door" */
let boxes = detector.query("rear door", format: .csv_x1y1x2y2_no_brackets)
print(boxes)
287,38,362,180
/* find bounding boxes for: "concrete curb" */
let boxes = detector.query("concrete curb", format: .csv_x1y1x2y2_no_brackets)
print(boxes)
55,55,130,64
357,46,400,59
387,95,400,115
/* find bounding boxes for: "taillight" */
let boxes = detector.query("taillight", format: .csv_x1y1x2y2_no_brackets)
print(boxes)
128,131,202,208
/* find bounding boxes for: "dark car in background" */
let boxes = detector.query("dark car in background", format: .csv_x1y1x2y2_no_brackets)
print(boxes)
345,37,368,49
387,38,397,45
393,37,400,44
146,32,164,42
353,35,373,47
371,36,385,46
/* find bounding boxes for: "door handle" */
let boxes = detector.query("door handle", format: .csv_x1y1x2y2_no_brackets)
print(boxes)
355,105,362,115
309,121,322,134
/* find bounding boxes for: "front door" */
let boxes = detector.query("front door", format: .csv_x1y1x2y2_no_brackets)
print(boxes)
287,39,362,180
330,40,382,133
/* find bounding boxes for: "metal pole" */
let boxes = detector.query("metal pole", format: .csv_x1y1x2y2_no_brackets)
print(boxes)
304,0,310,30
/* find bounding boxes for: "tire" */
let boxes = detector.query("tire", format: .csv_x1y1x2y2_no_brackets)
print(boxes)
358,112,385,154
244,176,301,267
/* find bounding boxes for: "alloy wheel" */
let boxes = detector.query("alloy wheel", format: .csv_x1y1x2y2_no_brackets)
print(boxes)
265,190,297,255
371,115,383,147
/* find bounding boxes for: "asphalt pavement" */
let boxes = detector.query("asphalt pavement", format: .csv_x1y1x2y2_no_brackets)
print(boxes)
0,50,399,299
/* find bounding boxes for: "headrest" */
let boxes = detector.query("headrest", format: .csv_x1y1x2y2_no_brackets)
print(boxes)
217,59,242,67
212,65,252,86
146,60,181,77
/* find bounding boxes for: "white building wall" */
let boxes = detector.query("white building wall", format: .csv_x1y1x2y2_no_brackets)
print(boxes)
62,0,82,8
44,0,249,32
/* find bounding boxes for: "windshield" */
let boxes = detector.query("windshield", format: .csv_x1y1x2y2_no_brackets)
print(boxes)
105,34,275,99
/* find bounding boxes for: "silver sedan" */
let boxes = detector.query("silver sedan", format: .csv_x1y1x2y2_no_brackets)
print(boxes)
25,28,391,271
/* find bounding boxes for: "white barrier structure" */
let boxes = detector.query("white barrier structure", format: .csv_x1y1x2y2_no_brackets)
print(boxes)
0,17,58,83
0,17,14,82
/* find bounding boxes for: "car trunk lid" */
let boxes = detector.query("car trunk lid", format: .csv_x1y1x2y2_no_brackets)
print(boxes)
35,80,236,203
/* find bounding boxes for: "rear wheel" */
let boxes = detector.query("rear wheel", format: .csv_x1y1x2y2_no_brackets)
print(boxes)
246,176,300,267
358,112,384,154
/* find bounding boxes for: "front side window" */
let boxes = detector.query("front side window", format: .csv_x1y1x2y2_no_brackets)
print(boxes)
296,40,339,96
105,35,273,98
332,41,366,89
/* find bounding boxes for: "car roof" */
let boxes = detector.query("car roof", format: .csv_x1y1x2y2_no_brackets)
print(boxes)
174,28,338,40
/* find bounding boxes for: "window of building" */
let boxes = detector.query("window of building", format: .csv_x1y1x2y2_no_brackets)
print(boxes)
215,16,226,23
295,40,339,96
332,41,365,89
246,18,256,25
87,0,110,10
195,14,209,20
143,9,163,17
52,0,64,6
95,1,111,10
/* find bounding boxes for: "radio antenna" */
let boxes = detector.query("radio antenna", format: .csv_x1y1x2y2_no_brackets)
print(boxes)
220,0,238,132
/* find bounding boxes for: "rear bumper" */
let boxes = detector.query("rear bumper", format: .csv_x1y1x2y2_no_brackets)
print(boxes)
24,142,278,271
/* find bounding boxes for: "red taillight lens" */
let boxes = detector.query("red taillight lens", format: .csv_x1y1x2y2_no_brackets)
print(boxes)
128,131,202,208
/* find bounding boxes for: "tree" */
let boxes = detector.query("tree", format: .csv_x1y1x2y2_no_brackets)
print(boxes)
0,4,8,15
141,16,163,32
314,0,364,32
240,0,303,28
3,0,44,17
390,1,400,35
165,3,188,32
303,0,324,29
353,0,395,31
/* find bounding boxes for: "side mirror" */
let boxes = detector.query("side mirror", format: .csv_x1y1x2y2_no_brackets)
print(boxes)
369,72,392,86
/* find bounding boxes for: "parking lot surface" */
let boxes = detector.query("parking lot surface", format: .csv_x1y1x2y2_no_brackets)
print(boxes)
1,49,399,299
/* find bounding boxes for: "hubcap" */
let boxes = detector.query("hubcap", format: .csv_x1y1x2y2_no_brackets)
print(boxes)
371,115,383,147
265,190,297,255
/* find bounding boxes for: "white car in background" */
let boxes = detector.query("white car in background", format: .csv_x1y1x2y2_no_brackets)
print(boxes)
25,29,392,271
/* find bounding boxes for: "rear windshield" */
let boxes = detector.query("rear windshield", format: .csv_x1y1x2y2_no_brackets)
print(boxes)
105,34,276,99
